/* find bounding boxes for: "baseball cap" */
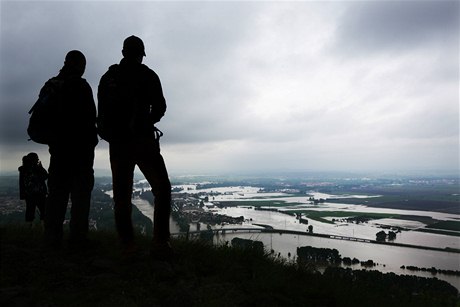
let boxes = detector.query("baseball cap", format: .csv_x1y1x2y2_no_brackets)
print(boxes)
123,35,146,56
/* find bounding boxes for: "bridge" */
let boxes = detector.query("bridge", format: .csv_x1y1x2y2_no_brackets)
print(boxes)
172,226,371,243
172,227,266,237
171,227,459,254
174,226,364,240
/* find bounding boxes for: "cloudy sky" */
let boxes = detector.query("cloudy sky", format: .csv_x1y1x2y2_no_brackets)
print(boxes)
1,0,458,176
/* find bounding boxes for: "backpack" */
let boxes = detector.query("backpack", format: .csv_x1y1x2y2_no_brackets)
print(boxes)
27,78,64,144
22,168,47,197
97,66,120,141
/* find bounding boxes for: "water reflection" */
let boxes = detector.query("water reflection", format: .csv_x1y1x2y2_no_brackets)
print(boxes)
132,197,180,233
216,207,460,249
130,184,460,290
214,231,460,291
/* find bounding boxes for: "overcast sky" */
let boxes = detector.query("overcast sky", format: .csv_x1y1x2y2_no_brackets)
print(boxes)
1,0,458,176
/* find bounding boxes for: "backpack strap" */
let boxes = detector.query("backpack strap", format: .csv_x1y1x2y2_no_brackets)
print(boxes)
153,127,163,140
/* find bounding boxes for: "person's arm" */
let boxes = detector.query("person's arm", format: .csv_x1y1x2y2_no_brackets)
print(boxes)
149,71,166,124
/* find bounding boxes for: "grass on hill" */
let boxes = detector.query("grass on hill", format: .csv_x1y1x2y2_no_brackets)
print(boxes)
1,224,459,307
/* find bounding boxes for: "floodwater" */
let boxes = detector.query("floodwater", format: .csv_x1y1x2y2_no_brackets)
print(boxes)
214,206,459,249
127,184,460,290
214,231,460,291
132,197,181,234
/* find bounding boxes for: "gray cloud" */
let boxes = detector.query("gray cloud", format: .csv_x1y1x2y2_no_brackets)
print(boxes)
1,1,458,174
334,1,459,55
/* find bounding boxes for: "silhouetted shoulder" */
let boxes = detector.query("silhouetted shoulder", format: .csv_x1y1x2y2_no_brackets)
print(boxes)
45,77,63,84
140,64,157,74
39,77,64,97
99,64,120,84
108,64,120,73
80,78,93,92
139,64,162,86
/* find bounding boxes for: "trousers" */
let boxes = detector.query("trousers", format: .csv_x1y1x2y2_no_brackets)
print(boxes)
45,146,95,243
109,138,171,245
25,194,46,222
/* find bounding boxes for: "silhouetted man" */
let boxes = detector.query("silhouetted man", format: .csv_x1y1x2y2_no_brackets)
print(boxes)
42,50,98,247
98,36,172,258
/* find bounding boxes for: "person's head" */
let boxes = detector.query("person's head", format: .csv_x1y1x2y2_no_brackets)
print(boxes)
62,50,86,77
122,35,145,63
26,152,39,165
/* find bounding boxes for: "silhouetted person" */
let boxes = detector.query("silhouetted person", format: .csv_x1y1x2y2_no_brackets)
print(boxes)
40,50,98,247
18,152,48,226
98,36,171,258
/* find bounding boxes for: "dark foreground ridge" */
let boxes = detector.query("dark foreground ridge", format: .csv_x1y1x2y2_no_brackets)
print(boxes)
1,225,458,307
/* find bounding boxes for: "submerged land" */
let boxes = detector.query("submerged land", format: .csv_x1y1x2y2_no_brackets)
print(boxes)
166,173,460,237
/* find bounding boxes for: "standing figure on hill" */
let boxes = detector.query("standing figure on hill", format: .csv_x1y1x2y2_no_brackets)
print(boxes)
34,50,98,247
18,152,48,226
98,35,172,259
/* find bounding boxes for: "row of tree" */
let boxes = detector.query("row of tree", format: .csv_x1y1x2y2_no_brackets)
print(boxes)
297,246,378,267
375,230,397,242
401,265,460,276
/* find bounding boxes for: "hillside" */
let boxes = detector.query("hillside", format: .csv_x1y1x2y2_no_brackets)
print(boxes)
1,225,458,307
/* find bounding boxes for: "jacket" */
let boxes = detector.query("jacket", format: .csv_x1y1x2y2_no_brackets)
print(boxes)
97,58,166,142
40,72,98,147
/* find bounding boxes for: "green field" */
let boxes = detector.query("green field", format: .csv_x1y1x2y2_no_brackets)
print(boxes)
219,200,292,208
284,210,397,224
219,201,460,239
426,220,460,232
416,228,460,237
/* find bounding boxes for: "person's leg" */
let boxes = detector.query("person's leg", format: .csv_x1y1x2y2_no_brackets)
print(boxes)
136,139,171,244
36,194,46,221
25,198,35,223
69,149,95,243
45,149,71,246
110,143,136,246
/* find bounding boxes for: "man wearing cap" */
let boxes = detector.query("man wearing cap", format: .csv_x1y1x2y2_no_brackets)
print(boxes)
98,36,172,258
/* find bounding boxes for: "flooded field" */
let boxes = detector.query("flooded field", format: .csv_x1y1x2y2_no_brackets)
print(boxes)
132,182,460,290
